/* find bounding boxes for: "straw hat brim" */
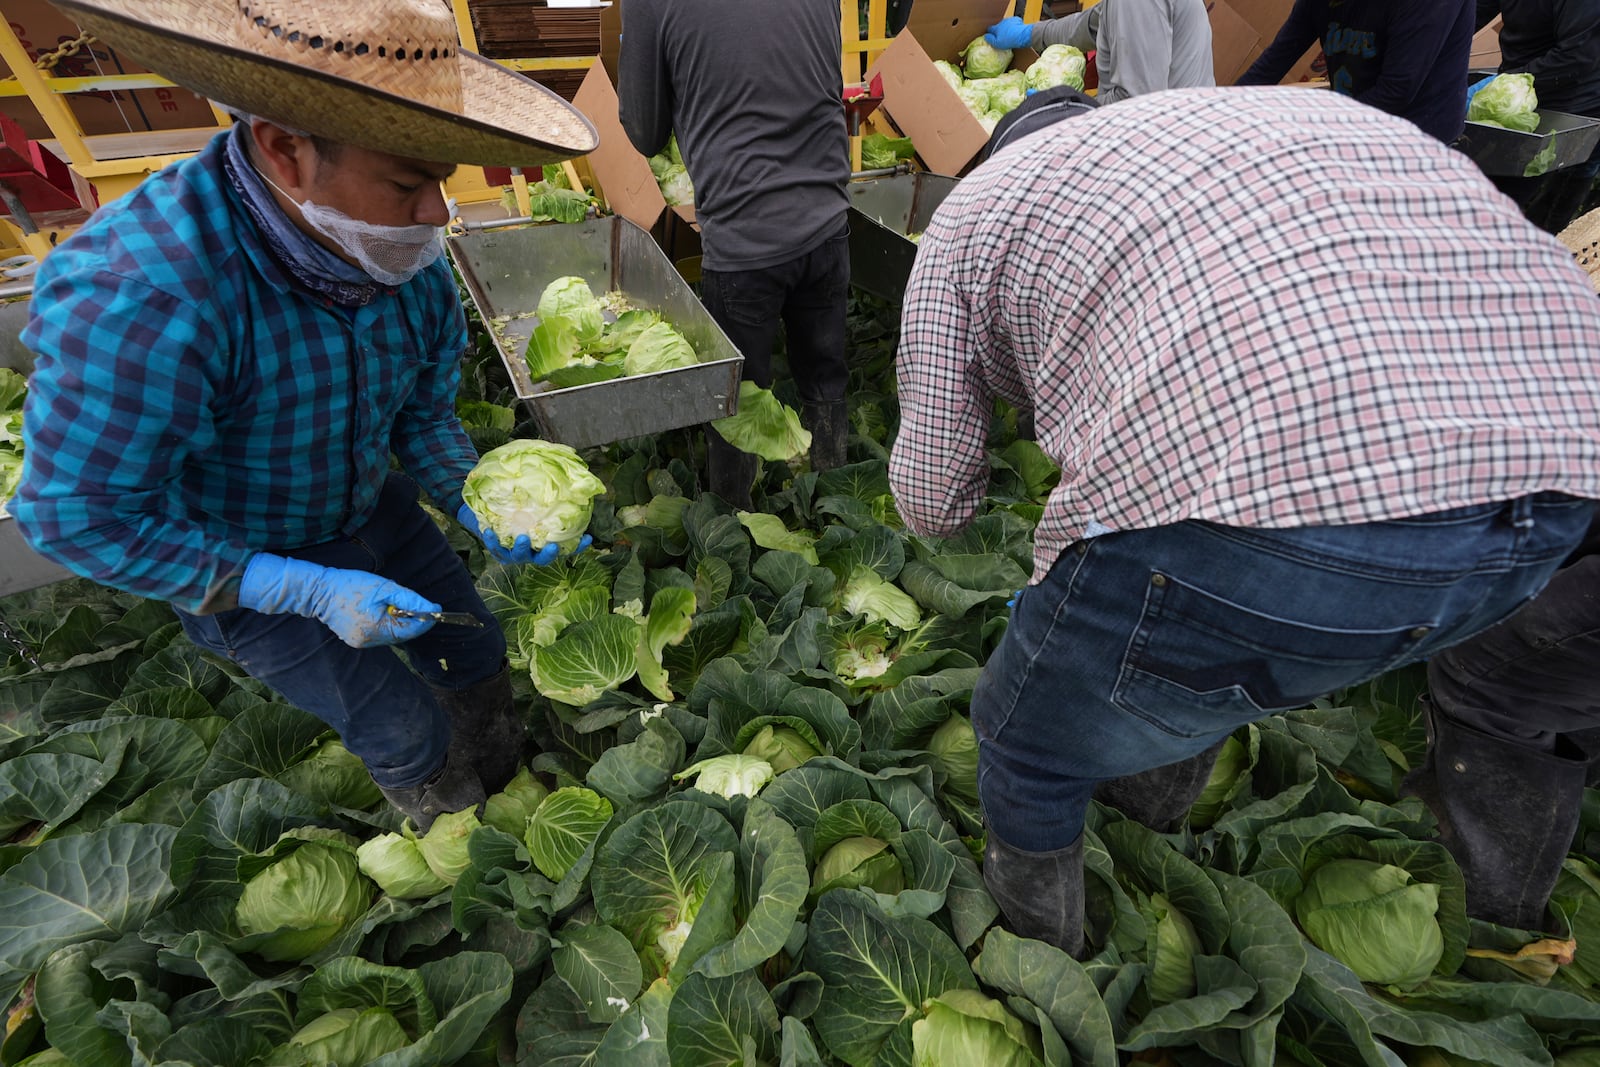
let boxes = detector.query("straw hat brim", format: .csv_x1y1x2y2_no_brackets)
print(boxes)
49,0,598,168
1558,207,1600,295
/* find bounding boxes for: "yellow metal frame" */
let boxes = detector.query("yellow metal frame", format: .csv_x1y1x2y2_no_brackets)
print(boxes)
2,0,1032,257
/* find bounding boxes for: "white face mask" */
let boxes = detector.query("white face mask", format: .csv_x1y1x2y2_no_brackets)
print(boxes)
261,170,444,286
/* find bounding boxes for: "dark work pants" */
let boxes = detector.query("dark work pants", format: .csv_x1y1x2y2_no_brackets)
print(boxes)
1493,140,1600,234
699,225,851,487
1427,515,1600,779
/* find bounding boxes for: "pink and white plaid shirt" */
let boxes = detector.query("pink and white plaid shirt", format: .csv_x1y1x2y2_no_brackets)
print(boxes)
889,87,1600,585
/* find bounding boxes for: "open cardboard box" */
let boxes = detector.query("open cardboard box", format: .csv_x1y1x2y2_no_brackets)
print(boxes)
868,0,1304,175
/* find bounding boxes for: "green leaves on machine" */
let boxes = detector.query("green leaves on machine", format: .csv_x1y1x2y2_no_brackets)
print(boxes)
522,275,702,388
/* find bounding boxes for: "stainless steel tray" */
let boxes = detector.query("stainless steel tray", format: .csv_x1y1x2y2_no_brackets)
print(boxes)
0,516,72,598
447,216,743,449
1461,109,1600,178
847,172,959,305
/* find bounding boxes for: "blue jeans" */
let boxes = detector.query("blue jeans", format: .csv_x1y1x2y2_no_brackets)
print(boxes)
973,494,1597,852
176,472,506,789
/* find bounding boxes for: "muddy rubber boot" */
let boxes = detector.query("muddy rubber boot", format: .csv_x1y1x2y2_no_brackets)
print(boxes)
983,831,1086,958
707,431,759,511
1400,700,1588,930
1091,739,1229,834
802,399,849,473
431,666,525,796
379,750,487,833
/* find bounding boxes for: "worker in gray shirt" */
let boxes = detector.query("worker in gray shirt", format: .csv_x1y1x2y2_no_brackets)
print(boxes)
987,0,1214,104
619,0,852,507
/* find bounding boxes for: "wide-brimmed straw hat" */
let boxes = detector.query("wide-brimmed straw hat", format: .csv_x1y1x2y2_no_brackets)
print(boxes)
1558,207,1600,295
48,0,598,167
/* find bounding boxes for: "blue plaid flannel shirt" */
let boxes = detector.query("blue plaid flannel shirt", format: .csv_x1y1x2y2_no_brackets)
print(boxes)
13,131,475,613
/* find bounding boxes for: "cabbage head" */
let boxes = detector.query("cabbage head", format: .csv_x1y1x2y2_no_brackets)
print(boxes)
928,714,979,803
1026,44,1087,92
278,1007,409,1067
962,35,1013,79
1189,734,1249,829
461,439,606,552
537,275,605,344
1467,72,1539,132
1294,858,1444,986
933,59,964,90
956,82,992,118
235,842,372,961
911,989,1045,1067
355,832,449,900
275,738,382,810
483,766,550,837
658,164,695,206
622,322,699,377
675,754,774,798
413,806,482,885
811,836,904,899
972,71,1027,114
742,724,822,773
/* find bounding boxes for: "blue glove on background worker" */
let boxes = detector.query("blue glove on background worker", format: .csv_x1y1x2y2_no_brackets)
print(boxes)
986,16,1035,50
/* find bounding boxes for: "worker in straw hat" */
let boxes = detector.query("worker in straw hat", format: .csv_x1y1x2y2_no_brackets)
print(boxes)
10,0,598,831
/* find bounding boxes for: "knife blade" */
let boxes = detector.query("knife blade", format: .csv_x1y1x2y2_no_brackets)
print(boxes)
386,607,486,628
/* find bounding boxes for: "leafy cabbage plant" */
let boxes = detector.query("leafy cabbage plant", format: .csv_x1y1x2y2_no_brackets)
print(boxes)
234,837,372,961
912,988,1045,1067
675,754,775,799
461,439,605,552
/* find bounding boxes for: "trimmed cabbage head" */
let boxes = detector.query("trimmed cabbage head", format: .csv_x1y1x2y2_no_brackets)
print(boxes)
235,842,372,961
928,714,979,803
1294,858,1444,986
1026,44,1086,91
622,322,698,377
956,82,992,118
841,565,922,629
972,71,1027,114
462,439,606,552
933,59,964,90
658,164,695,206
275,738,382,810
1468,72,1539,133
912,989,1044,1067
414,806,481,885
537,275,605,344
962,35,1013,79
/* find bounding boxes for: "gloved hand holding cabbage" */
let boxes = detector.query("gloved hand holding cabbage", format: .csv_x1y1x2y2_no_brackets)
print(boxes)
459,440,604,565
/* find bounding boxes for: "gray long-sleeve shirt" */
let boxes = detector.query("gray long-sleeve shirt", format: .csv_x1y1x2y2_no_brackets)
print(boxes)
1032,0,1215,104
618,0,850,271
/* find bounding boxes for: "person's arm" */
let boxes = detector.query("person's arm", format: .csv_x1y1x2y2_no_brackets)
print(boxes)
13,268,255,613
1031,7,1099,52
391,270,478,516
617,0,673,158
887,232,997,539
1237,0,1322,85
1505,0,1600,100
1356,0,1471,113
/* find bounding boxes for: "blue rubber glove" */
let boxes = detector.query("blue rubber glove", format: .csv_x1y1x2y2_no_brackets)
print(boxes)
1464,75,1495,113
986,16,1035,51
1006,588,1022,609
456,503,592,566
238,553,439,648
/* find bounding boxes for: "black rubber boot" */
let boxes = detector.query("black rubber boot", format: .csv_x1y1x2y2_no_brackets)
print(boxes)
983,831,1086,958
1092,738,1228,833
802,399,849,473
378,750,487,833
707,428,758,511
431,666,525,796
1400,700,1588,930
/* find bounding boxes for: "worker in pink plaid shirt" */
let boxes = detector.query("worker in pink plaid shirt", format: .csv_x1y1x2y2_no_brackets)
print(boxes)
889,86,1600,957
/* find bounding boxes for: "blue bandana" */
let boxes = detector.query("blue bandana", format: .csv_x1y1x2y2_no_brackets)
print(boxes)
221,123,381,307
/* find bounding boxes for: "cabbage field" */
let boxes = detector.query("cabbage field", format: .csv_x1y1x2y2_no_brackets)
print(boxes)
1,294,1598,1066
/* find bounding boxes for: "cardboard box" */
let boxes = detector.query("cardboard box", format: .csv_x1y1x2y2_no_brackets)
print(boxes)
1206,0,1261,86
2,0,218,141
866,0,1023,176
1470,17,1502,70
570,60,695,236
1212,0,1297,81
